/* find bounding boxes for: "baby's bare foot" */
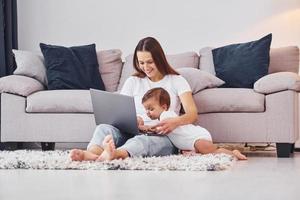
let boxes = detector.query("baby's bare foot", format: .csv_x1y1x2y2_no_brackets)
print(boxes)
97,135,116,161
233,150,247,160
70,149,84,161
181,150,197,156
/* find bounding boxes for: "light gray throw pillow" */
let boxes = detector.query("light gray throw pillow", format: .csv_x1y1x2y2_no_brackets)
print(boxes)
199,47,216,75
254,72,300,94
176,68,225,94
13,49,47,85
97,49,123,92
0,75,45,96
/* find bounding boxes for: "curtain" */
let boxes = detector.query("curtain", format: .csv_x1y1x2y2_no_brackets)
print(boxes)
0,0,18,78
0,0,18,150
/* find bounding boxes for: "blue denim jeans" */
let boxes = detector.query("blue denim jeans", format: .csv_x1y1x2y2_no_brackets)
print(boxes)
87,124,177,157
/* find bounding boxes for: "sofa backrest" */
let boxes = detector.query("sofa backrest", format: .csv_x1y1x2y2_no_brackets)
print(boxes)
269,46,299,74
117,52,200,91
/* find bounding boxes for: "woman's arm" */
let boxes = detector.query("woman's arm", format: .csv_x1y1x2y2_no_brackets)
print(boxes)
155,91,198,134
176,91,198,125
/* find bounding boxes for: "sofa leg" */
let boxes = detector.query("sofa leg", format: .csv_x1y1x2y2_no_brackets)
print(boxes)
290,143,295,154
41,142,55,151
276,143,292,157
0,142,4,150
17,142,24,150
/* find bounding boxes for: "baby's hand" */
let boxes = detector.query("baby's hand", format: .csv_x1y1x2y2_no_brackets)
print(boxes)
137,116,144,126
138,125,156,134
139,125,148,133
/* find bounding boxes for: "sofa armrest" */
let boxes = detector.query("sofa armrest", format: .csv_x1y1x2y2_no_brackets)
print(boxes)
254,72,300,94
0,75,45,97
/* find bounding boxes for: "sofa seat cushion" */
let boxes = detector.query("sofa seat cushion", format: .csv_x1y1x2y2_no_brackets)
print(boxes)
26,90,93,113
193,88,265,114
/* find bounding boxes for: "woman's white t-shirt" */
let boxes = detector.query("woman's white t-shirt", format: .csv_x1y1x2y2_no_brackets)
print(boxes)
120,74,191,125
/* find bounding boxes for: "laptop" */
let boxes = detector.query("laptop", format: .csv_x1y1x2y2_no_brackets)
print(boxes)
90,89,162,136
90,88,140,135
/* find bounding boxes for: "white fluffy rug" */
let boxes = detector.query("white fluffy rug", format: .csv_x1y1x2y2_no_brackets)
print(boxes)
0,150,235,171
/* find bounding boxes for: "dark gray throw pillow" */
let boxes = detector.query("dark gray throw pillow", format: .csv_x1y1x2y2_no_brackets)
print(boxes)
212,34,272,88
40,43,105,90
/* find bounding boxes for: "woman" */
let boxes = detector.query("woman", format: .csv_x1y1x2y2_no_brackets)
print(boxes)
70,37,198,161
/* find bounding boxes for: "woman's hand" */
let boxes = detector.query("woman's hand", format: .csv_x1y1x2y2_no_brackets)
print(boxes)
154,117,179,135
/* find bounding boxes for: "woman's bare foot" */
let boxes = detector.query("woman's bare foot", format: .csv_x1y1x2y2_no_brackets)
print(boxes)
70,149,84,161
97,135,116,161
232,150,247,160
69,149,99,161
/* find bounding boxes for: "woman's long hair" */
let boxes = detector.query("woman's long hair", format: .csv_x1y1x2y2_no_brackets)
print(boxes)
133,37,179,78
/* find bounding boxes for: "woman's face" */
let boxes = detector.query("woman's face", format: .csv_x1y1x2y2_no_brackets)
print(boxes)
137,51,162,80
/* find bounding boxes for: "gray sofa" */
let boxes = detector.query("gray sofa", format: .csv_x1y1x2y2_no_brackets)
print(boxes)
0,46,299,157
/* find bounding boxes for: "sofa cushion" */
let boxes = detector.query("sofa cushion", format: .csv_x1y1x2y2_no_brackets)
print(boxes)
199,46,300,78
97,49,123,92
0,75,45,97
13,50,47,85
193,88,265,114
213,34,272,88
26,90,93,113
117,52,199,91
199,47,215,75
254,72,300,94
176,68,224,94
40,43,105,90
269,46,299,74
13,49,123,91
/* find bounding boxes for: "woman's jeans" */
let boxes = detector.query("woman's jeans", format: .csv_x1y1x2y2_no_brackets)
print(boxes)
87,124,177,157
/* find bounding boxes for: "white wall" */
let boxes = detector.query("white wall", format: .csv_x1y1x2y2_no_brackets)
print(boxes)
17,0,300,56
17,0,300,147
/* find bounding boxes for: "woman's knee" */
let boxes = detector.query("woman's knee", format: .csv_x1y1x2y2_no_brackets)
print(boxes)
130,135,150,146
94,124,130,147
94,124,117,136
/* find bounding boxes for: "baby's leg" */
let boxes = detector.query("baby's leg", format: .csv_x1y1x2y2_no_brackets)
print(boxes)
194,139,247,160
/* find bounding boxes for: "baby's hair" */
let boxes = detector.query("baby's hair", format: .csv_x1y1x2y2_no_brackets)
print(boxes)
142,87,170,109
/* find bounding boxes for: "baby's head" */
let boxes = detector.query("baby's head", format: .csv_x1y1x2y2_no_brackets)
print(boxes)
142,87,170,120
